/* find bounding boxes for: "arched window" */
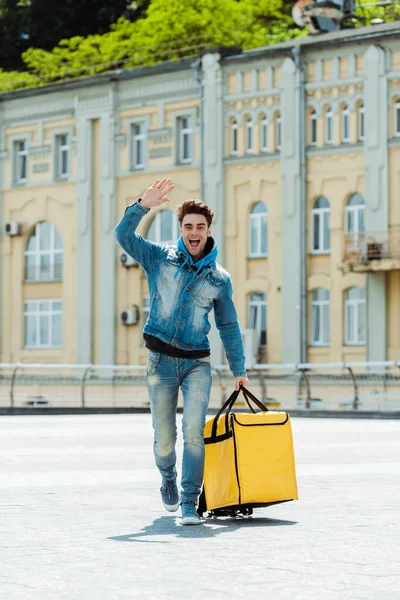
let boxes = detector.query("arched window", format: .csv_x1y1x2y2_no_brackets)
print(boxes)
146,209,179,245
309,109,317,146
248,292,267,349
24,221,63,282
345,287,365,345
325,106,333,145
341,104,350,144
275,112,282,151
231,119,238,155
249,202,268,257
260,114,268,152
245,117,254,154
346,193,365,234
311,289,330,346
311,196,330,253
357,103,365,141
394,100,400,137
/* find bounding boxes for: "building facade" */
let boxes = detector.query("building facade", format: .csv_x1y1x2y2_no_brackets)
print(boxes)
0,22,399,368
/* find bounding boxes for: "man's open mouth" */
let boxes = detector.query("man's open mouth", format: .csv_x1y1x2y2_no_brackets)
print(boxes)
189,240,200,248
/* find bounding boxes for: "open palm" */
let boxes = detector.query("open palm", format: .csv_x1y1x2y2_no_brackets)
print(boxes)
141,178,175,209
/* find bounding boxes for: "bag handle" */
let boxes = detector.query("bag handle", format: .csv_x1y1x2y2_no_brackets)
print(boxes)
211,385,269,439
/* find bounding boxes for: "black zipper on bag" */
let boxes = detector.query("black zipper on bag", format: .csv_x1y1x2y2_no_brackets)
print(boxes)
232,414,289,427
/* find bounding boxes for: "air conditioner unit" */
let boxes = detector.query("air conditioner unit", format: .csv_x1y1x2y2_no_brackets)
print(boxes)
119,251,138,267
241,328,258,369
120,307,139,326
4,221,22,236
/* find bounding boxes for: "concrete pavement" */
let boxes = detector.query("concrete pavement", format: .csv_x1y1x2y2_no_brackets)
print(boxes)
1,414,399,600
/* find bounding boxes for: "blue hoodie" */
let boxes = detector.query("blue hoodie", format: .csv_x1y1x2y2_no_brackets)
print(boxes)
175,236,219,302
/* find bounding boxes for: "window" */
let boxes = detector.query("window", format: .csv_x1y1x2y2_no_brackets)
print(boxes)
275,113,282,151
325,107,333,145
358,104,365,141
13,139,28,184
309,109,317,146
261,115,268,152
146,209,179,245
131,122,146,169
248,292,267,348
345,193,365,250
24,300,63,349
341,104,350,144
395,101,400,137
249,202,268,257
345,287,365,345
312,196,331,253
55,134,70,179
177,116,193,163
231,119,238,155
311,289,330,346
245,117,254,154
25,221,63,282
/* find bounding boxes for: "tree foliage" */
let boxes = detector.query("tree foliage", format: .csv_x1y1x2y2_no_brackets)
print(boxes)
1,0,398,94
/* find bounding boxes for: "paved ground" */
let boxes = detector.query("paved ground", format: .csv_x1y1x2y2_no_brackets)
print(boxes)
1,413,399,600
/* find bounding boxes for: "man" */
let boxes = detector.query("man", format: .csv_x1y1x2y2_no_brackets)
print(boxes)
114,178,248,525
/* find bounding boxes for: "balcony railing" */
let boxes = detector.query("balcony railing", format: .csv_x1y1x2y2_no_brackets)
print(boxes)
25,263,63,282
343,227,400,266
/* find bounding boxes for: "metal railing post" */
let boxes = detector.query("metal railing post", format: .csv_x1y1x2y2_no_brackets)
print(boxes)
81,365,93,408
346,365,359,410
10,363,22,409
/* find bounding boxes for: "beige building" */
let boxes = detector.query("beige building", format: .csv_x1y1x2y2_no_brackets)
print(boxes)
0,22,400,368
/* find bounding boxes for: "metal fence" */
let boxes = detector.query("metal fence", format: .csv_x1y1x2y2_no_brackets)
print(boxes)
1,361,400,412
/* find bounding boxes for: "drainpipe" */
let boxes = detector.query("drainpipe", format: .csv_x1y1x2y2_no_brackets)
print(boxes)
192,59,204,202
292,46,307,364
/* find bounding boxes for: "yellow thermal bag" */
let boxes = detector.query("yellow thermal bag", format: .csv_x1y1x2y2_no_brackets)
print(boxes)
201,386,298,514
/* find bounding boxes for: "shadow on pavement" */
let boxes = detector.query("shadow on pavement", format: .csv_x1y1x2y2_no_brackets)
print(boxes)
107,515,297,543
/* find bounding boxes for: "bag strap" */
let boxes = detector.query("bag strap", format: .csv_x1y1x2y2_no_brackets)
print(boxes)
210,386,269,439
240,385,269,413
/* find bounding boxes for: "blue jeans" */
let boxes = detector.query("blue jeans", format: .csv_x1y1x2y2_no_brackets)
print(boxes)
146,351,212,503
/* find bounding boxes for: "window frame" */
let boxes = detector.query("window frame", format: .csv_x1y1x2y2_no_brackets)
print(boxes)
245,117,254,154
394,100,400,138
325,107,334,145
341,104,350,144
55,133,70,180
358,104,365,142
309,109,317,147
176,114,194,164
12,137,29,185
248,292,267,349
275,113,282,151
344,287,365,346
130,121,147,170
311,288,330,347
311,197,331,254
248,202,268,258
231,119,239,155
24,299,63,349
146,209,179,245
260,114,268,152
24,221,63,283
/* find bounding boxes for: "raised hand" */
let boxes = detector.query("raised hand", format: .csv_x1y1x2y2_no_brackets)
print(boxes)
141,178,175,210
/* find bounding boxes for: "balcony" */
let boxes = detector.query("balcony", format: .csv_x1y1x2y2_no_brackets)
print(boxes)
341,227,400,273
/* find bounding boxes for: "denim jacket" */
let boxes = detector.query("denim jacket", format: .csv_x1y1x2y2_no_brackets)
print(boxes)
114,202,247,377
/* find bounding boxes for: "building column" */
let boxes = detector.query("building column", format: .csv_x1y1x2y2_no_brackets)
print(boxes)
281,57,302,364
364,45,388,363
98,91,117,366
201,51,225,366
75,115,94,364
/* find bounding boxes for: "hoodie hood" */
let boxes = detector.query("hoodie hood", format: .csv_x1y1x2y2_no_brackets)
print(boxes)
175,236,218,302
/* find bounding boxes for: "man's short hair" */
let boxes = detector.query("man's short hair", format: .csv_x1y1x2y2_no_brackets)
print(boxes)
176,199,214,227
